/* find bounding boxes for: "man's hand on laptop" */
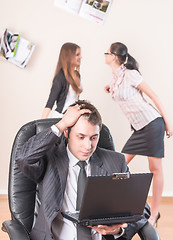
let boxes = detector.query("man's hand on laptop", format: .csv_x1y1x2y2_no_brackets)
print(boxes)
89,223,128,235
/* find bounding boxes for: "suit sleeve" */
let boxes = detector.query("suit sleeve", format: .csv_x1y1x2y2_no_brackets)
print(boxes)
120,153,129,173
45,74,64,109
15,128,58,183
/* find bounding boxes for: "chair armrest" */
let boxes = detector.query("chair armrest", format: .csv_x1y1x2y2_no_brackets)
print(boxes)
2,220,30,240
138,221,160,240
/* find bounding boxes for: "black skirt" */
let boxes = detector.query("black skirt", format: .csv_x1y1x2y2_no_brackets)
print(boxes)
122,117,165,158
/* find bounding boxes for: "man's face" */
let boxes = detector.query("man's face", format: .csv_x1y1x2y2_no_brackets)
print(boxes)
64,116,100,161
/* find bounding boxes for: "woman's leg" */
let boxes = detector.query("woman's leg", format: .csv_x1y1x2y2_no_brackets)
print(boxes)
148,157,164,225
123,153,135,164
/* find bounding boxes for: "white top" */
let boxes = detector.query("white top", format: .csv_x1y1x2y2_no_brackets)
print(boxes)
62,85,80,113
52,85,80,118
51,126,124,240
109,65,161,130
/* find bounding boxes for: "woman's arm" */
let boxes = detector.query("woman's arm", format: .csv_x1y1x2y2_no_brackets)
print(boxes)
42,72,64,118
41,107,51,119
138,81,173,137
104,85,110,93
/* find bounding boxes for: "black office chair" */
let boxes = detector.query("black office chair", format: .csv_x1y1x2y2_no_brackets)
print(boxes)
1,118,160,240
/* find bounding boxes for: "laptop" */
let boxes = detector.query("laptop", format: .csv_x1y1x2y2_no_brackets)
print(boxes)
62,172,152,226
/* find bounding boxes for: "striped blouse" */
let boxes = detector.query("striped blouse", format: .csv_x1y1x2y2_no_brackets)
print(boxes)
109,65,161,131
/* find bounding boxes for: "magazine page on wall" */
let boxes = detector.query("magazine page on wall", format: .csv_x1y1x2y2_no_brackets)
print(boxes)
79,0,112,25
54,0,112,24
0,29,35,68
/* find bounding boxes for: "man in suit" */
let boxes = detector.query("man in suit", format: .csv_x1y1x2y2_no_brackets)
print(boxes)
16,100,149,240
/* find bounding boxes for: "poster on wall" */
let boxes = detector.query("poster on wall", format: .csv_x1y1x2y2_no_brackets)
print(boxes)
54,0,112,25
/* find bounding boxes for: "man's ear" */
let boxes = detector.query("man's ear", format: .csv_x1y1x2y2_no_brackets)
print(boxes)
64,128,68,138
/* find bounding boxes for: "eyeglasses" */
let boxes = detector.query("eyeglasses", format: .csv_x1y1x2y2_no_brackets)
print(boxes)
104,52,112,55
104,52,117,56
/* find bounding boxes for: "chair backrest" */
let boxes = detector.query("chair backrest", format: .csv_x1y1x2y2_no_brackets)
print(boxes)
8,118,115,233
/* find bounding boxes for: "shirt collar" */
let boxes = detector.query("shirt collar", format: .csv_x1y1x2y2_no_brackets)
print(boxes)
114,64,126,77
112,64,126,87
66,145,89,167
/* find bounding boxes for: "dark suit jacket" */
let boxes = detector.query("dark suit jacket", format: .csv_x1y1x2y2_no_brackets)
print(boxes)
16,128,149,240
45,69,69,113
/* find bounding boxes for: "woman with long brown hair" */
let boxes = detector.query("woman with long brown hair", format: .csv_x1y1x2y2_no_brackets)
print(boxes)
42,42,82,118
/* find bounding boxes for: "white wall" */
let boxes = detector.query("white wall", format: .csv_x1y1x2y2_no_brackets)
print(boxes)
0,0,173,196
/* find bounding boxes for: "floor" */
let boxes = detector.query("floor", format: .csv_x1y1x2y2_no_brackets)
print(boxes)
0,197,173,239
133,197,173,239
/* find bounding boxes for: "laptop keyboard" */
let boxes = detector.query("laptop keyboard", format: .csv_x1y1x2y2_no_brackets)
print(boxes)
64,211,80,220
62,211,142,226
88,215,135,222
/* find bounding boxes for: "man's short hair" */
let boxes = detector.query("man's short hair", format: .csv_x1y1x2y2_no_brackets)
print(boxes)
67,100,102,137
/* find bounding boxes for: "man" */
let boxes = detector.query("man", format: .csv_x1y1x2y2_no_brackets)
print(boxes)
16,100,149,240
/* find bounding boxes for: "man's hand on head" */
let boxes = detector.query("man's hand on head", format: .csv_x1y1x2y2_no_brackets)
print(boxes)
55,104,91,133
88,223,128,236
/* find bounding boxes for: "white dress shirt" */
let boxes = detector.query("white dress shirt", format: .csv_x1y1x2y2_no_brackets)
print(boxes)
51,126,124,240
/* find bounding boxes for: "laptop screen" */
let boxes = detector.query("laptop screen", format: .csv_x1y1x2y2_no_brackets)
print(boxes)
79,173,152,220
